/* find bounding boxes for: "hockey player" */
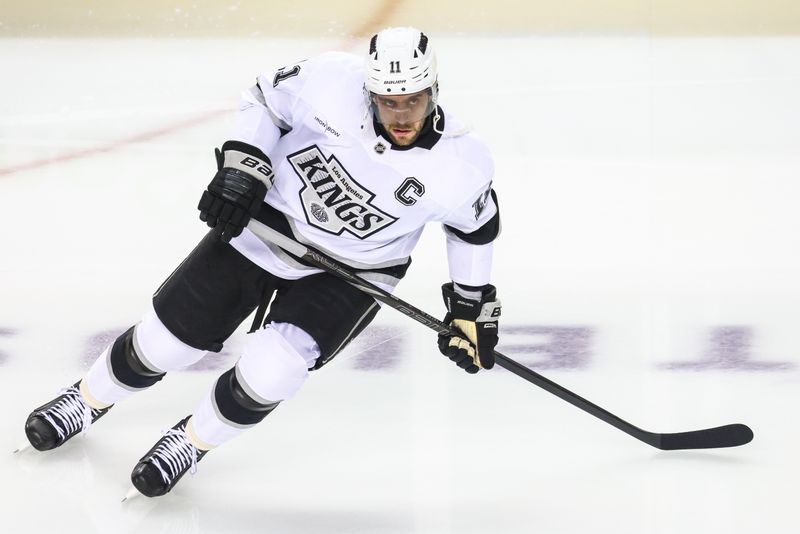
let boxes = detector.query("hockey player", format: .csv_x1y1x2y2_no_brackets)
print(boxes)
22,27,502,498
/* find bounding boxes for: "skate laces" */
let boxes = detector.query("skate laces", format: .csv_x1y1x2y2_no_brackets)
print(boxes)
38,386,95,440
148,428,200,485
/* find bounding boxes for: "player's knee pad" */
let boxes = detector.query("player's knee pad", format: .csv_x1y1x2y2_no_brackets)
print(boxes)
236,325,312,403
212,367,280,426
108,326,166,389
135,308,207,371
108,310,207,389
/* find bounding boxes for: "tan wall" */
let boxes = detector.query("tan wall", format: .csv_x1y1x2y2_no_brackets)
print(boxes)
2,0,800,37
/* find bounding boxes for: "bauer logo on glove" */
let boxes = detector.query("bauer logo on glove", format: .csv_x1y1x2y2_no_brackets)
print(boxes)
197,141,274,243
438,282,501,374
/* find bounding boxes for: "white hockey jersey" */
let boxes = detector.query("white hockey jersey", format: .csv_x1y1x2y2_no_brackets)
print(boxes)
227,52,499,289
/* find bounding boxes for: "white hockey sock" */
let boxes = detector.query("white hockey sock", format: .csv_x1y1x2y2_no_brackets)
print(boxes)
82,345,137,407
186,323,318,448
78,375,113,410
186,390,244,448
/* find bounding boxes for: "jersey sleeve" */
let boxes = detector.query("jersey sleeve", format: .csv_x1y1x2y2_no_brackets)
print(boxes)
253,60,311,131
442,129,501,242
442,151,501,286
227,59,312,157
443,187,500,286
443,187,500,245
441,129,500,245
228,88,283,156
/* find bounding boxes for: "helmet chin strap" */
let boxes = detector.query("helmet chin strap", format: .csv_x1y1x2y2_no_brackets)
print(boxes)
361,85,372,127
432,108,444,135
362,104,371,131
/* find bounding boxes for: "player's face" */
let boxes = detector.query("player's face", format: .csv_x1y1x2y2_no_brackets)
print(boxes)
372,90,432,146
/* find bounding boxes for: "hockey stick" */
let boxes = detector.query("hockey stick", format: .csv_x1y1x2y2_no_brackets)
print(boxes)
246,219,753,450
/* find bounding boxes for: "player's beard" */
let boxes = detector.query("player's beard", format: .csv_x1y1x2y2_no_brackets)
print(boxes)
384,120,424,146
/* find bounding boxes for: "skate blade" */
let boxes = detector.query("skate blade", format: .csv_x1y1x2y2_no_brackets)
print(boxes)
13,442,32,454
121,486,140,502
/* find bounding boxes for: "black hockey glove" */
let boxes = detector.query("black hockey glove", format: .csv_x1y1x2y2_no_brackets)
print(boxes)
438,283,501,374
198,140,274,243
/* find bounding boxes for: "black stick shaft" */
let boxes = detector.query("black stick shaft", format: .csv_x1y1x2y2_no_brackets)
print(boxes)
246,220,753,450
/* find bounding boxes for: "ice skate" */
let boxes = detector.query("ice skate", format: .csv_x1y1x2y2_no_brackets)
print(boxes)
24,382,111,451
129,416,207,497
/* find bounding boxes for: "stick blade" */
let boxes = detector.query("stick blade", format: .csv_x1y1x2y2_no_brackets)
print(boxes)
656,423,753,450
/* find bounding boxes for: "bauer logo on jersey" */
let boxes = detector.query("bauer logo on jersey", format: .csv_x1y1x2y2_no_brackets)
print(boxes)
288,146,397,239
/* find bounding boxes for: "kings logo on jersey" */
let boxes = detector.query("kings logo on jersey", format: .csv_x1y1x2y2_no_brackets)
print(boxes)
288,146,397,239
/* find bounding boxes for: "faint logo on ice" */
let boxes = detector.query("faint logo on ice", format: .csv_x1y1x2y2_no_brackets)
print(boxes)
71,323,796,374
81,329,123,369
81,328,236,372
342,325,407,371
0,327,17,365
660,326,795,371
498,325,594,370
